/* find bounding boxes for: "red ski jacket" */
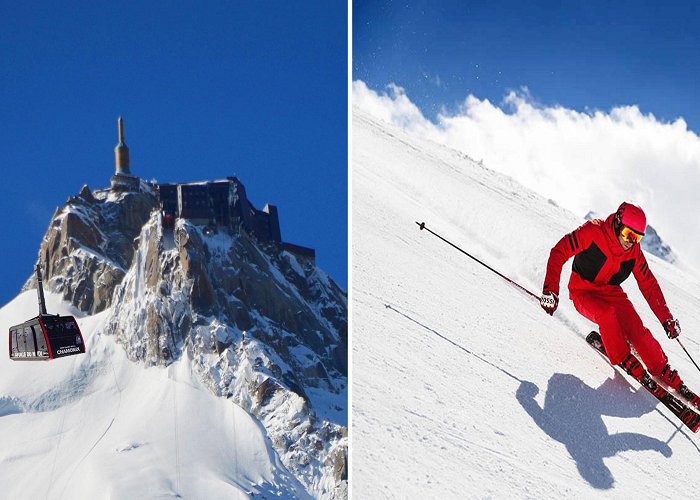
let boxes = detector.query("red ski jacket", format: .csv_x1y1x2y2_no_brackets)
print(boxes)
543,213,672,325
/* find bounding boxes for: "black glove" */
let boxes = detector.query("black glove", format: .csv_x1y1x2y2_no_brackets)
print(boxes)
663,318,681,339
540,290,559,316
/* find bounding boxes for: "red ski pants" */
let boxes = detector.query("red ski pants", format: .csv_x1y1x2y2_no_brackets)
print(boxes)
572,287,668,375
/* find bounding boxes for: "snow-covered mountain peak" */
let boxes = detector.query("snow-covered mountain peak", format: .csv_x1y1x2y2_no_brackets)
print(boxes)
5,177,347,498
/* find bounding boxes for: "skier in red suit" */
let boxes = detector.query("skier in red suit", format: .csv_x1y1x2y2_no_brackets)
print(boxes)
540,202,698,405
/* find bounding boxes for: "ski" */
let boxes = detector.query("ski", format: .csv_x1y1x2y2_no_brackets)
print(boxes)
651,371,700,413
586,331,700,433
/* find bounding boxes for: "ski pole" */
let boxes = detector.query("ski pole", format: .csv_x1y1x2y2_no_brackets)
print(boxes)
416,221,540,301
676,338,700,374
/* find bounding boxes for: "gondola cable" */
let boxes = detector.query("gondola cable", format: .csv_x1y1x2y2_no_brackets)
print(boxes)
173,366,182,495
45,354,78,499
58,339,124,499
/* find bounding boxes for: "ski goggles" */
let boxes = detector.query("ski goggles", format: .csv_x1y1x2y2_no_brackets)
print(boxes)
620,225,644,244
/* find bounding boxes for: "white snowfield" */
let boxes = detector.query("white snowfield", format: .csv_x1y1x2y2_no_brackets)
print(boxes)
352,107,700,498
0,292,309,499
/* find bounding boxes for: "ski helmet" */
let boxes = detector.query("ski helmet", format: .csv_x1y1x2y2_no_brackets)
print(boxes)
614,202,646,235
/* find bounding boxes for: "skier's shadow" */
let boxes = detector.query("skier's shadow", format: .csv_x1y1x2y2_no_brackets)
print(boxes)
517,372,672,489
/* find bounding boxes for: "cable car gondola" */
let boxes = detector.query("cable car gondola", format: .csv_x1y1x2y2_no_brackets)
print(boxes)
8,265,85,361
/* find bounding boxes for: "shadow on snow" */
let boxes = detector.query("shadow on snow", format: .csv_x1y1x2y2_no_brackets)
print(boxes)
384,301,686,489
517,372,671,489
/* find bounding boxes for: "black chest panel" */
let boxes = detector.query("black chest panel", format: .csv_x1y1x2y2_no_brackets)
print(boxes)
572,242,607,282
572,241,636,285
608,259,636,285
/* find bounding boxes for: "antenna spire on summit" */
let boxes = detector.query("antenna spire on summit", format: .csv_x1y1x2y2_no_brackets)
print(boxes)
114,116,130,175
118,116,125,144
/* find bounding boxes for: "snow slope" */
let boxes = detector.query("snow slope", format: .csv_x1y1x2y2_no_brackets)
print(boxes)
352,107,700,498
0,291,309,499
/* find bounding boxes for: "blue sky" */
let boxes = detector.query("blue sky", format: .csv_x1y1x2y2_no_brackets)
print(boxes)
354,1,700,129
0,1,347,307
353,1,700,275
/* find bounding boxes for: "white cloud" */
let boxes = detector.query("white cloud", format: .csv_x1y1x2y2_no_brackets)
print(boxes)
353,80,700,270
352,81,436,135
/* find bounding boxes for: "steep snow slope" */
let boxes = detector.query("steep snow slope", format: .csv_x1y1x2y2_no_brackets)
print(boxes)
352,108,700,498
0,291,309,499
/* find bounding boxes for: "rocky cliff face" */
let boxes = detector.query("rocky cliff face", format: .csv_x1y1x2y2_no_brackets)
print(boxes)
29,184,160,313
24,185,348,499
639,224,676,264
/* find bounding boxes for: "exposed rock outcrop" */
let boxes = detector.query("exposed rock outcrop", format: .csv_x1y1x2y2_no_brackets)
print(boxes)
24,187,159,314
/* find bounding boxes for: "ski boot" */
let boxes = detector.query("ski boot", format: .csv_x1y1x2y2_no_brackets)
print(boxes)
621,354,645,380
659,364,682,390
679,383,700,409
659,364,700,409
